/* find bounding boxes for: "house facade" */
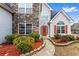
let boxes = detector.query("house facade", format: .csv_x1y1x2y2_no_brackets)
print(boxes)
71,23,79,34
0,3,52,44
49,9,72,37
0,3,73,44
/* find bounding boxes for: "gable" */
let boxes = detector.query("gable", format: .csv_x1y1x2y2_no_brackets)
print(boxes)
53,12,70,25
50,9,73,23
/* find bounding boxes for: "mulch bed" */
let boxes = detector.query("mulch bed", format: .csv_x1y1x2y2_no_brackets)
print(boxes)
53,39,69,44
32,39,43,49
0,43,21,56
0,39,43,56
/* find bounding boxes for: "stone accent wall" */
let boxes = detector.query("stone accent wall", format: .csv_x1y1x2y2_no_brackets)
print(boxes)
8,3,42,34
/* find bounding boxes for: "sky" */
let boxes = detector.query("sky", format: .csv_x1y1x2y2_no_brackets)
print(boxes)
48,3,79,23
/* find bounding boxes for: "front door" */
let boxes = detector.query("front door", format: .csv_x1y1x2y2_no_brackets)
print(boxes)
41,25,48,36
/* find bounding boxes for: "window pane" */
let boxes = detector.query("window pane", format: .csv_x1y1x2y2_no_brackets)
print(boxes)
26,3,33,14
57,26,60,33
26,3,32,8
26,8,32,14
18,8,25,14
61,30,65,33
18,3,25,14
57,21,64,25
57,30,60,33
19,30,25,34
18,3,25,8
19,24,25,34
61,26,65,33
26,24,32,34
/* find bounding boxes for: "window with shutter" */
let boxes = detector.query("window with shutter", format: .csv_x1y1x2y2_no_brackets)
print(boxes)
56,21,65,34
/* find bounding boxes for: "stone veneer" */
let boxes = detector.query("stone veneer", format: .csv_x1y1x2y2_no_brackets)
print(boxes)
7,3,42,34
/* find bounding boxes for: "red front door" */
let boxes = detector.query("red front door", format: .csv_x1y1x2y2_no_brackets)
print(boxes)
41,25,47,36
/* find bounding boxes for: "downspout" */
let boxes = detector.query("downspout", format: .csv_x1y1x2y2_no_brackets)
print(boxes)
48,22,50,37
12,13,14,34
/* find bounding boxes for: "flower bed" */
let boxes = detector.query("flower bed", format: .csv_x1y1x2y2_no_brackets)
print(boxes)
21,39,45,56
2,32,45,56
50,34,79,46
0,39,44,56
50,39,74,46
32,39,43,49
0,43,21,56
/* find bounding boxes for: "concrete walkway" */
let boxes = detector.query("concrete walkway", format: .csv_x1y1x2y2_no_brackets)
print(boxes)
32,39,55,56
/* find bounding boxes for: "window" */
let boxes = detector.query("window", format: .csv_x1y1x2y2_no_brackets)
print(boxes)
18,3,33,14
56,21,65,33
18,3,25,14
26,24,32,34
26,3,33,14
18,23,33,35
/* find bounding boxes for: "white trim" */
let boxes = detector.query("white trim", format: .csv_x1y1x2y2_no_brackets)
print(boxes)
18,23,33,35
18,3,33,14
50,9,73,23
44,3,53,10
56,25,65,34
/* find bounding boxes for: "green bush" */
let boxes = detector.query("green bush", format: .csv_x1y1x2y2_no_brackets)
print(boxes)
13,36,35,46
16,42,32,53
5,33,20,44
29,32,40,42
5,35,15,44
67,35,75,41
13,36,35,53
54,33,61,39
13,33,20,38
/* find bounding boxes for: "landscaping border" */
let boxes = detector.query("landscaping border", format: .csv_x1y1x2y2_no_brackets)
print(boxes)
49,38,79,46
20,39,45,56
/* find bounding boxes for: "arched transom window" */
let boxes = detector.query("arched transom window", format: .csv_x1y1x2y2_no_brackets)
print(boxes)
56,21,65,33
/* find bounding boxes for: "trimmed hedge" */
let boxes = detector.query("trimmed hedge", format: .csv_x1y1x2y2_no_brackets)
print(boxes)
13,36,35,46
13,36,35,53
16,42,32,53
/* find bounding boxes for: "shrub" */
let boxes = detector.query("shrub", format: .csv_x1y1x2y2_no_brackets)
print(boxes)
13,33,20,38
5,33,20,44
29,32,40,42
16,43,32,53
67,35,75,41
5,35,15,44
76,36,79,40
13,36,35,53
13,36,35,46
54,33,61,39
